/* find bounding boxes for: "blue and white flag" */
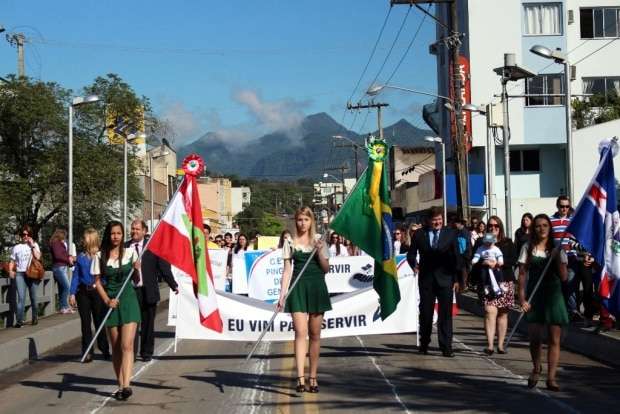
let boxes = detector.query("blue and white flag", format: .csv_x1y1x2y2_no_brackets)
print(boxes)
566,138,620,298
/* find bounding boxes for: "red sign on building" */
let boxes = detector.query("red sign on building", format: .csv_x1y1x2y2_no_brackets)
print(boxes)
449,55,472,151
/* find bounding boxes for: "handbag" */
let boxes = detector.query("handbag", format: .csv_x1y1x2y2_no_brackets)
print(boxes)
26,247,45,280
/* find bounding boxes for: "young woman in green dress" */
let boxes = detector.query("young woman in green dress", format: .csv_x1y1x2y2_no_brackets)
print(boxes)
518,214,568,392
277,207,330,393
92,221,141,401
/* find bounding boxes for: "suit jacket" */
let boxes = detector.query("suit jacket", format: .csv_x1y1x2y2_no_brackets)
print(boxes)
407,226,463,288
125,238,178,305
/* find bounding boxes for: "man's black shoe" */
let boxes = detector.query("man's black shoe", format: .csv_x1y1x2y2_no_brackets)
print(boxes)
418,346,429,355
142,355,152,362
442,350,455,358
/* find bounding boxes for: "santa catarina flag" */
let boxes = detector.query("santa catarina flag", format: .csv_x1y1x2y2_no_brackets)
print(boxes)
330,136,401,319
147,154,223,332
566,138,620,299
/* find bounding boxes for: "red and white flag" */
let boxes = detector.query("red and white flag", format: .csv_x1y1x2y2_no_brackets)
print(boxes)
147,155,223,332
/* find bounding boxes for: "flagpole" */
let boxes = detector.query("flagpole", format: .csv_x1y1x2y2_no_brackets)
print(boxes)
80,178,186,362
245,234,325,363
174,291,180,353
504,244,562,351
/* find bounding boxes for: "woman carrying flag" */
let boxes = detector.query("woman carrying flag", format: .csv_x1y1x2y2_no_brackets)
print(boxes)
92,221,141,401
277,207,330,393
518,214,568,392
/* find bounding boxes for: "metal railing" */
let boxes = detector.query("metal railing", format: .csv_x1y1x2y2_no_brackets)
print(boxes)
0,271,57,328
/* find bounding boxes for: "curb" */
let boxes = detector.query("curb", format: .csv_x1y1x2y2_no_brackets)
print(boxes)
0,286,170,372
458,292,620,368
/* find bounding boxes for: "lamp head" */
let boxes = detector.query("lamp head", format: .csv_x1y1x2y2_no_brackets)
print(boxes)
425,136,442,143
72,95,100,106
366,84,385,96
462,103,486,114
530,45,566,63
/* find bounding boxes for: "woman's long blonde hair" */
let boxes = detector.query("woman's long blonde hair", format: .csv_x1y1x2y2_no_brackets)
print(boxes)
49,228,67,244
82,228,100,257
294,207,316,241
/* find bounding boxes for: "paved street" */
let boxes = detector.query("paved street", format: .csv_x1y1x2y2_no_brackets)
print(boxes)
1,309,619,414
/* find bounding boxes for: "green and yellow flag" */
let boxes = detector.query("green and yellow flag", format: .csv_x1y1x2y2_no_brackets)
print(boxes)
330,136,400,319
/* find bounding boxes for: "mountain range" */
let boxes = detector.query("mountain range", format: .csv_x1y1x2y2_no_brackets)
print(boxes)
177,112,433,180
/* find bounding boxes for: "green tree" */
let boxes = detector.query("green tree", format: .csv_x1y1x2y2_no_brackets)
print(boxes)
0,74,148,251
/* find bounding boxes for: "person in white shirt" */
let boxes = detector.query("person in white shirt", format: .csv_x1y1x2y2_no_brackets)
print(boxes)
328,232,349,258
472,233,505,299
8,225,42,328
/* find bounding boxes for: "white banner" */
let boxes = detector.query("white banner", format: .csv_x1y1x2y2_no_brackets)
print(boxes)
236,251,412,301
172,274,418,341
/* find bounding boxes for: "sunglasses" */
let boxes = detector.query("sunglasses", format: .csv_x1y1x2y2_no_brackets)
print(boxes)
559,205,570,209
487,224,500,229
394,232,401,235
21,233,29,236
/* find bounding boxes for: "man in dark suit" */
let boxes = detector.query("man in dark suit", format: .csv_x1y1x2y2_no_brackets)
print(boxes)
127,220,178,361
407,207,463,357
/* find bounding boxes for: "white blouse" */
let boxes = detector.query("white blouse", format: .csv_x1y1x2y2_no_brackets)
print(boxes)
90,249,138,275
282,238,329,260
518,243,568,265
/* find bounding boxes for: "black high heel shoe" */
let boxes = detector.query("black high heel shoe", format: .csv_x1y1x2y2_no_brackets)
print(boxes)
121,387,133,400
308,377,319,393
546,380,560,392
295,377,306,393
527,366,542,389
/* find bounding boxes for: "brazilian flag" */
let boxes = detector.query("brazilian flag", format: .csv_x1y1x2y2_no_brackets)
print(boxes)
330,138,400,319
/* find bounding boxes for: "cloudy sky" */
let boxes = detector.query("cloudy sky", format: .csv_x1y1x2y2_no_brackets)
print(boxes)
0,0,438,146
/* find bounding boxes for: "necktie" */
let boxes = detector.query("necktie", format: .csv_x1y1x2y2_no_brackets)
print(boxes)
132,243,141,284
432,230,439,249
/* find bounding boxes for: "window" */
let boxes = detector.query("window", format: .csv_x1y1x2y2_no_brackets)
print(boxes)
580,8,620,38
523,3,563,35
525,74,565,106
510,150,540,172
583,76,620,102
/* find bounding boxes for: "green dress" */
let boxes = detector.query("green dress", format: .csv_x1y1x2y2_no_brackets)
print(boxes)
525,255,569,326
284,245,332,314
101,251,141,327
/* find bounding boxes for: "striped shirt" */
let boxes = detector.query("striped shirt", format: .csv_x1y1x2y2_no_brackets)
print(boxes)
550,213,576,257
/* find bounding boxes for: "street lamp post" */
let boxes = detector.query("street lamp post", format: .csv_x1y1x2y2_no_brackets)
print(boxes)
493,54,535,236
463,103,495,218
425,137,447,223
530,45,574,200
121,132,145,232
68,95,100,261
323,173,345,204
149,144,170,234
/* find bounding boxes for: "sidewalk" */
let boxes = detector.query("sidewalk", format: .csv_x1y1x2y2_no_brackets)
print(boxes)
458,291,620,368
0,285,170,372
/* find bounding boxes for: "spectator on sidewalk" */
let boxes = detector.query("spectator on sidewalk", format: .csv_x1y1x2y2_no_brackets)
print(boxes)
50,228,74,314
471,220,486,247
519,214,568,392
393,226,409,254
69,228,110,362
472,216,517,355
328,232,349,257
8,225,42,328
551,196,594,323
514,213,533,259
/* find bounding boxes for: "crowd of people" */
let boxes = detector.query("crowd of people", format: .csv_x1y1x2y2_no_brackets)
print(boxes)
403,196,620,392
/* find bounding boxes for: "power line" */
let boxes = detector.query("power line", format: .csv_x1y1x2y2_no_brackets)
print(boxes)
366,5,413,99
384,4,431,86
346,7,393,104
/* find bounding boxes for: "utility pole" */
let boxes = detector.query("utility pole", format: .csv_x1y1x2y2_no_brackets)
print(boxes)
347,101,389,139
333,135,362,179
7,33,26,77
391,0,470,222
325,164,349,201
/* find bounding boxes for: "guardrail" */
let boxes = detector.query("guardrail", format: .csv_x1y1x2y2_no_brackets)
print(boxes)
0,271,57,328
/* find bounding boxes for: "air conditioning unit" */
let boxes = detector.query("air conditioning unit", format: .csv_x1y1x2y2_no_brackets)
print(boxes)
568,10,574,24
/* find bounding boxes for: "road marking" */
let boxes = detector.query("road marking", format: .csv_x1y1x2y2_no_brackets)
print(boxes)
88,336,177,414
276,341,294,414
453,337,581,414
355,335,411,414
246,341,270,414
